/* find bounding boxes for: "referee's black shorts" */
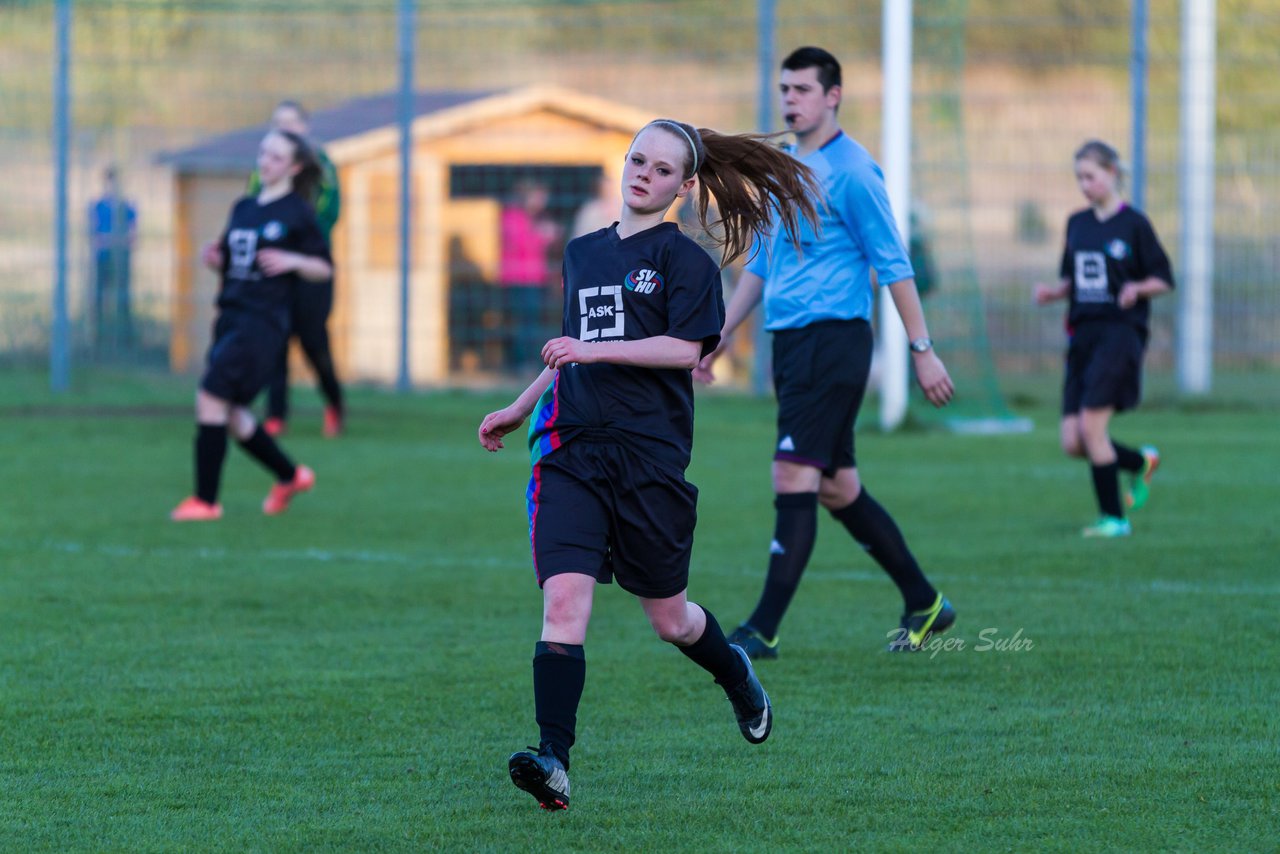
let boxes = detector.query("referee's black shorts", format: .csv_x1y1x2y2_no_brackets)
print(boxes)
525,437,698,600
772,318,874,477
200,311,287,406
1062,320,1145,415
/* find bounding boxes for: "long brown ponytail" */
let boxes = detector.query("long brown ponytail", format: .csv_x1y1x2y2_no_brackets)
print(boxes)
646,119,821,267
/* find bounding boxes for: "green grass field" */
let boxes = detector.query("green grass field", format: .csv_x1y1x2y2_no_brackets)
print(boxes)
1,367,1276,851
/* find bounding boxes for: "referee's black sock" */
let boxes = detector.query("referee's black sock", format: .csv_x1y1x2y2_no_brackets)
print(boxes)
1090,462,1125,518
532,641,584,771
237,425,297,483
829,489,937,613
745,492,819,640
678,606,748,688
1112,441,1144,473
194,423,228,505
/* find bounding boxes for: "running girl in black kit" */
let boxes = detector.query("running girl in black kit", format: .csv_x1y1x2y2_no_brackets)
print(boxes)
1035,140,1174,538
170,130,331,522
478,119,820,810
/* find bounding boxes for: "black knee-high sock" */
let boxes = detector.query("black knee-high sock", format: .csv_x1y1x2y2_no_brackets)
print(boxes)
532,641,585,770
237,425,297,482
195,424,228,504
319,371,343,413
829,489,937,613
266,350,289,421
677,606,749,688
297,283,343,412
745,492,819,640
1090,462,1124,518
1112,441,1144,473
310,349,344,412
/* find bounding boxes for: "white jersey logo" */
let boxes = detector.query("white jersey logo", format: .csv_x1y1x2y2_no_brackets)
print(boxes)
227,228,259,280
778,435,796,452
1074,251,1111,303
578,285,625,341
625,268,664,294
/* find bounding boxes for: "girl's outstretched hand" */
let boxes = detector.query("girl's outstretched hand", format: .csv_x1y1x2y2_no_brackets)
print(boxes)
478,406,526,452
693,341,727,385
1033,281,1065,305
200,241,223,271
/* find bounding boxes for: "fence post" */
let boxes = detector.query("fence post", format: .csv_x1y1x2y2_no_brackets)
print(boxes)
1130,0,1148,211
1178,0,1215,395
879,0,912,431
51,0,71,392
396,0,415,392
752,0,775,396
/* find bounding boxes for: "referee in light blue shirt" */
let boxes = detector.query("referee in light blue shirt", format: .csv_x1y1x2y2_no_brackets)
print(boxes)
695,46,957,655
745,130,914,329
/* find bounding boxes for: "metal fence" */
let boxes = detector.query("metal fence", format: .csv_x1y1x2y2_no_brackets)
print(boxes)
2,0,1277,399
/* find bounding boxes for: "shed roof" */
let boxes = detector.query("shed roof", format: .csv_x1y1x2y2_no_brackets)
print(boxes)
160,85,652,173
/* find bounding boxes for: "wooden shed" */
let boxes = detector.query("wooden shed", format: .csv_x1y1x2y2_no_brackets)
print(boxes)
163,85,653,385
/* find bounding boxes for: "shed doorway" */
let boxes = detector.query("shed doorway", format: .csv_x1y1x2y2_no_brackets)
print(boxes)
446,164,607,377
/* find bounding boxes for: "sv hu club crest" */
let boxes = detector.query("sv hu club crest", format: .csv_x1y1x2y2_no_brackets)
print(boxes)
624,268,664,294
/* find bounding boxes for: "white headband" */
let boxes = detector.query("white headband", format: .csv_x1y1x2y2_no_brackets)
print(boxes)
653,121,698,174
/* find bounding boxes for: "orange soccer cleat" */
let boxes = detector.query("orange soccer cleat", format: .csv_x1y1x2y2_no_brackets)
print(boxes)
170,496,223,522
322,406,344,438
262,465,316,515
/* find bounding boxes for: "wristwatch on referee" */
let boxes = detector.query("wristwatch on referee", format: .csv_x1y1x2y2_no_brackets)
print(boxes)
909,337,933,354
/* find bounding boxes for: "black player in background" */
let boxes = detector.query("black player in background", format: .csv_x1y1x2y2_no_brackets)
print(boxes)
249,100,346,439
478,119,821,810
1035,139,1174,538
170,130,331,522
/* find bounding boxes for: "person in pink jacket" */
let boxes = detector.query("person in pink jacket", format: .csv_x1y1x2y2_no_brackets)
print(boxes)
499,180,562,373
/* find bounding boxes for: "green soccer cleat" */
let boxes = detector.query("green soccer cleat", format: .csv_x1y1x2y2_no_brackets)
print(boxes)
1126,445,1161,511
726,624,779,660
888,594,957,652
1081,515,1132,538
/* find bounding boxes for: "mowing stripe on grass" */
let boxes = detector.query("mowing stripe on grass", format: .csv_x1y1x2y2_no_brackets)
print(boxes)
19,539,1280,598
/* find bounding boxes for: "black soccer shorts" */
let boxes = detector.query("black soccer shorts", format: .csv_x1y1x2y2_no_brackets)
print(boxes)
525,438,698,600
771,318,874,477
1062,320,1145,414
200,311,287,406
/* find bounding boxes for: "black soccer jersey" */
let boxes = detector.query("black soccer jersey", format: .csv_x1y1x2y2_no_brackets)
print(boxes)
1057,204,1174,336
215,192,331,331
528,222,725,472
